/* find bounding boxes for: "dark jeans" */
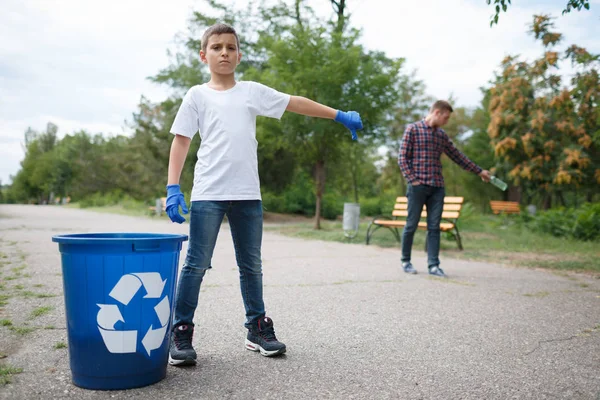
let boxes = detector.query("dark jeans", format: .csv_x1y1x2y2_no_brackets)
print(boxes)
401,184,445,268
173,200,265,330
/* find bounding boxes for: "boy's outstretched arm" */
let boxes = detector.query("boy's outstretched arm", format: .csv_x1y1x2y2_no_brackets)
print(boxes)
286,96,363,140
166,134,192,224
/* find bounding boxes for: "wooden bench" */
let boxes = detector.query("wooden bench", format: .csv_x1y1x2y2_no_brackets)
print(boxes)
365,196,465,250
148,197,167,215
490,200,520,215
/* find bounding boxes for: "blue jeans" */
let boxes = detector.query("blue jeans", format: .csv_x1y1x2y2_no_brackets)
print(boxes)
401,184,445,268
173,200,265,329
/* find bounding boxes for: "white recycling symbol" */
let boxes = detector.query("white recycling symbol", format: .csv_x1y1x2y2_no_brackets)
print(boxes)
96,272,170,356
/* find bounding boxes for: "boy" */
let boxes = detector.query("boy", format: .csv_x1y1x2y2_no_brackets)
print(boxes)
166,23,363,366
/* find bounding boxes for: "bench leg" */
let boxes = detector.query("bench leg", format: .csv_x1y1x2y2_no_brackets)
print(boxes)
366,222,379,245
366,224,401,246
392,227,401,244
454,228,463,251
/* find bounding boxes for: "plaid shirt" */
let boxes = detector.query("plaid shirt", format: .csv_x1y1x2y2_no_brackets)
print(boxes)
398,119,482,187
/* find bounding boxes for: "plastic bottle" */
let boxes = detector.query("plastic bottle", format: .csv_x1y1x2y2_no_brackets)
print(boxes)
490,176,508,191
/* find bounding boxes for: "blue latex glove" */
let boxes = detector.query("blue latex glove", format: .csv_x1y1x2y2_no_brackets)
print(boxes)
335,110,363,141
166,184,188,224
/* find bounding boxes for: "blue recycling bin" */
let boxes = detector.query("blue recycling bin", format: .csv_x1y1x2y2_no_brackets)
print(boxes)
52,233,188,390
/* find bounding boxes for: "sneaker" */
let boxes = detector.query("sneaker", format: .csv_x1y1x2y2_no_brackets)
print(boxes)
168,324,197,366
428,266,447,278
402,262,417,274
245,316,286,357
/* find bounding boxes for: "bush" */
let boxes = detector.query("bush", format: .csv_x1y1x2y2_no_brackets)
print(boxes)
322,193,343,220
360,197,383,217
532,208,576,238
572,203,600,241
78,190,136,209
79,192,114,208
261,192,286,214
281,172,315,215
121,196,147,210
529,203,600,241
262,171,346,218
263,189,343,220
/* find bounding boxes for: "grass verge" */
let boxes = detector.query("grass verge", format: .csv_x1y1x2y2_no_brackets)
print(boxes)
0,365,23,385
264,213,600,274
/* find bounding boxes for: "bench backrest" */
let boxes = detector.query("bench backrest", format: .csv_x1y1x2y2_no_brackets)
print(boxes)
490,200,520,214
392,196,464,220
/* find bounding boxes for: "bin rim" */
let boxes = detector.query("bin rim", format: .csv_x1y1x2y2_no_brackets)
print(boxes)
52,232,188,244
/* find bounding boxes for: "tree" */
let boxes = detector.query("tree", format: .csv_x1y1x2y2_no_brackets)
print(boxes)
456,91,497,210
9,123,61,203
488,0,591,27
487,15,599,208
244,2,403,228
329,0,347,33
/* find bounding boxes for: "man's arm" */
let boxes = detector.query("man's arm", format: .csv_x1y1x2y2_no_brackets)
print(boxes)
398,125,419,184
443,134,491,181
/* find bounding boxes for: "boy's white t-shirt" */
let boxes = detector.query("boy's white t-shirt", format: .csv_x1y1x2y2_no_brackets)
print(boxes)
170,81,291,201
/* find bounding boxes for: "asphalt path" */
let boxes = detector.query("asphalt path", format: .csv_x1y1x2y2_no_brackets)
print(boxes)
0,205,599,399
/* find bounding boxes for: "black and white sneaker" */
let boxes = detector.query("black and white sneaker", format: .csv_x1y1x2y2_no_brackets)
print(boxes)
168,324,197,366
245,316,286,357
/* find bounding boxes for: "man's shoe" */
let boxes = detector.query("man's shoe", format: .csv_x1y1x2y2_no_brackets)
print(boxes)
402,262,417,274
428,266,447,278
169,324,197,366
245,316,286,357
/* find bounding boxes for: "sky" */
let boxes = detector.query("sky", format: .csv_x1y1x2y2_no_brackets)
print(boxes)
1,0,599,184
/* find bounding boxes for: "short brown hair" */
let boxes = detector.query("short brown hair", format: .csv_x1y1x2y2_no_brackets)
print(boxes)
430,100,453,113
201,23,240,53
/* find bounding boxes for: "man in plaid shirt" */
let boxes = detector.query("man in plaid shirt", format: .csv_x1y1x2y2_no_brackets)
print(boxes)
398,100,491,277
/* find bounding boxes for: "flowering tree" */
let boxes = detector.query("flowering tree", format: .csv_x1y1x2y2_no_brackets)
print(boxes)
487,15,599,206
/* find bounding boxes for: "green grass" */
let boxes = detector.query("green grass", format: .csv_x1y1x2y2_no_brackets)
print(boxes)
8,326,34,335
18,291,57,299
54,342,67,349
0,319,12,327
0,365,23,385
264,212,600,273
29,306,53,319
0,295,9,306
11,265,25,273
